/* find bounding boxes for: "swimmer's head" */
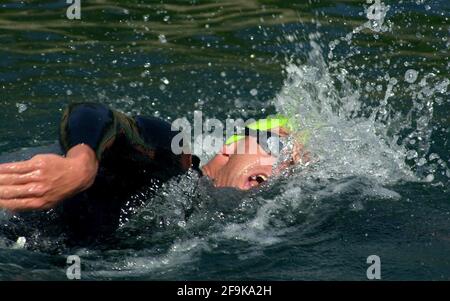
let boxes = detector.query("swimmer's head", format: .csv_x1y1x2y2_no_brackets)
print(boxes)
201,116,310,190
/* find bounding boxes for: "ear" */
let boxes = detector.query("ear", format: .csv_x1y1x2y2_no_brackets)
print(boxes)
278,127,290,136
275,126,311,165
269,126,289,137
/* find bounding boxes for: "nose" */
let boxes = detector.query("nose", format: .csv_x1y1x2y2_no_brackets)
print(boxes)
220,143,235,157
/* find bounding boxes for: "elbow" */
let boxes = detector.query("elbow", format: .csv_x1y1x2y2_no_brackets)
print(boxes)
59,102,114,157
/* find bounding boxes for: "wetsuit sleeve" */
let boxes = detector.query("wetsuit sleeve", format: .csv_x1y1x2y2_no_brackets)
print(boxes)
59,102,195,175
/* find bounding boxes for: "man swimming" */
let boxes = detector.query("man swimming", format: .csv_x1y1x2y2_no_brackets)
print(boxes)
0,103,306,242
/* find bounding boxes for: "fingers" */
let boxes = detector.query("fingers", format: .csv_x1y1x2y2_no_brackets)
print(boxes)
0,171,40,185
0,161,36,174
0,198,46,211
0,184,46,199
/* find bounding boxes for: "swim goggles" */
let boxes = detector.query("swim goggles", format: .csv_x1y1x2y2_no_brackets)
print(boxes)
224,116,292,157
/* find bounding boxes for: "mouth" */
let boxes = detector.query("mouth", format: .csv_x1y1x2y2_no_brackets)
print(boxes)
243,173,269,190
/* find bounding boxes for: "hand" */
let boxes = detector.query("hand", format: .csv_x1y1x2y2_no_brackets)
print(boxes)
0,144,98,211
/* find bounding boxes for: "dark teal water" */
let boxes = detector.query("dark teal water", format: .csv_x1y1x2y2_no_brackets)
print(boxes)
0,0,449,280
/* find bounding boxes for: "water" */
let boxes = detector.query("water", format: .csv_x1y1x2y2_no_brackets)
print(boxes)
0,0,449,280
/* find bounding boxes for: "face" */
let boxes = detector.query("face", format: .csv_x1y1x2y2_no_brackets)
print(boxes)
201,135,277,190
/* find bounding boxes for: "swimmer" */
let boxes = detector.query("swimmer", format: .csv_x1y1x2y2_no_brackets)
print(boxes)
0,103,308,241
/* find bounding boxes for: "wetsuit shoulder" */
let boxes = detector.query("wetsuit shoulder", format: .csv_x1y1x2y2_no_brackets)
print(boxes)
59,102,195,178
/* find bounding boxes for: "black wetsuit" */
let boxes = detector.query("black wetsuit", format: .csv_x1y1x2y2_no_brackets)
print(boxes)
53,103,200,243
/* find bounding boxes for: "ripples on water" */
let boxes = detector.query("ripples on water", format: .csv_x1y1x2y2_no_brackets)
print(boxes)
0,0,449,280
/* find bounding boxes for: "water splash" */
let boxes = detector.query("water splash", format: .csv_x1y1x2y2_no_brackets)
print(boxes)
275,12,449,186
82,238,209,279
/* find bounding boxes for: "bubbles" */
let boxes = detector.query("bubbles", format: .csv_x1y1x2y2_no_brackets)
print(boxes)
405,69,419,83
250,88,258,96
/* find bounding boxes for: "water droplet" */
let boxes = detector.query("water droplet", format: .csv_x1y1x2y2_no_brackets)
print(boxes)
417,157,427,166
429,153,439,161
250,89,258,96
406,150,418,159
425,174,434,182
286,35,295,42
158,34,167,43
16,103,27,113
404,69,418,83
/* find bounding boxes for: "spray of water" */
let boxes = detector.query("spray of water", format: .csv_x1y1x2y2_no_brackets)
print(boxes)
275,1,449,186
275,43,416,184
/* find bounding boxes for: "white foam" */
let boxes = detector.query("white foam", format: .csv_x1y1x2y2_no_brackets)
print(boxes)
85,238,209,278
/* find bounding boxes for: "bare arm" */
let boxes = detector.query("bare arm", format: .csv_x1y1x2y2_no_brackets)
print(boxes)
0,144,98,211
0,102,194,211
